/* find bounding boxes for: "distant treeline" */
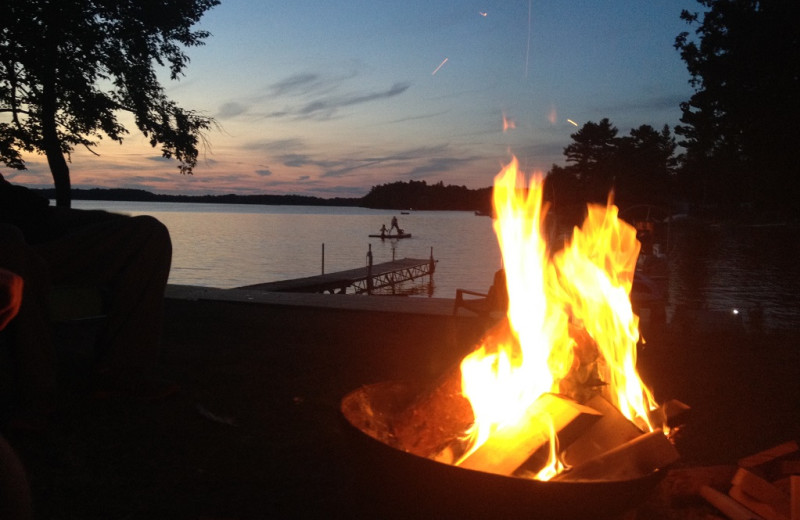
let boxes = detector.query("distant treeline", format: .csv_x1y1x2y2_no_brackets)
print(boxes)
32,181,493,211
32,187,360,207
360,180,492,211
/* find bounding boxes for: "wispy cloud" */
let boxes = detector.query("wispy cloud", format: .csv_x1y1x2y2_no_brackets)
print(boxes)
216,69,411,123
268,73,325,96
405,156,478,178
319,144,460,178
263,70,412,121
384,110,451,125
146,156,176,164
216,102,248,119
277,153,340,170
242,138,307,153
293,82,411,120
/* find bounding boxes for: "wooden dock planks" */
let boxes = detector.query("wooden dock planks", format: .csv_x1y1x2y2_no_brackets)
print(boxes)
237,257,435,294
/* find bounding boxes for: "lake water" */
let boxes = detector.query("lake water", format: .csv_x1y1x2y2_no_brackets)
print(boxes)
73,201,800,332
72,200,504,297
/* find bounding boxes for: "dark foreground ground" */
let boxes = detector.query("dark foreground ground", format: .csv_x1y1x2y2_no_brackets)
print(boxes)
5,289,800,519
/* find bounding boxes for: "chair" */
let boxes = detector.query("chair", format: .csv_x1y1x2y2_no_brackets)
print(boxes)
453,269,508,321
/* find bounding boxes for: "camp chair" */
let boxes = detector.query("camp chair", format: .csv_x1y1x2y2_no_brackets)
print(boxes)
453,269,508,321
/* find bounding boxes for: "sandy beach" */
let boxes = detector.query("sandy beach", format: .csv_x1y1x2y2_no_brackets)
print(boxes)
6,287,800,519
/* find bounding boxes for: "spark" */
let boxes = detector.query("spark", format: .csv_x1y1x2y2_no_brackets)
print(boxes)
432,57,449,75
566,119,579,127
479,11,488,17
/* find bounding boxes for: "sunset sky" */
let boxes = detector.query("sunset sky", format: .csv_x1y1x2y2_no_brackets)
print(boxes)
9,1,698,199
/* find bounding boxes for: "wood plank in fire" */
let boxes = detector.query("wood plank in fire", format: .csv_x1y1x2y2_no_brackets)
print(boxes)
554,430,679,482
457,392,601,477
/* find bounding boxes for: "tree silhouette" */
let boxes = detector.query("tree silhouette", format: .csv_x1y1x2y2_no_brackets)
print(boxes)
615,124,678,207
0,0,219,207
360,179,491,211
675,0,800,217
558,119,677,208
563,118,620,203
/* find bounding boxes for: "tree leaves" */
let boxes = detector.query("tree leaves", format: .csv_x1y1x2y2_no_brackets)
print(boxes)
674,0,800,217
0,0,220,204
555,119,677,209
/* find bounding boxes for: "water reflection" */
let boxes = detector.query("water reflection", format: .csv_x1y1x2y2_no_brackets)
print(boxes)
71,201,800,332
667,223,800,332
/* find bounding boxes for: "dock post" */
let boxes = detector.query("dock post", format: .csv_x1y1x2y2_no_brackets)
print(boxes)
429,247,436,274
366,244,373,295
321,243,325,275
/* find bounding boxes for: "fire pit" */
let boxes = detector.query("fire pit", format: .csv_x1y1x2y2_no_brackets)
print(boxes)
341,381,668,520
340,157,683,519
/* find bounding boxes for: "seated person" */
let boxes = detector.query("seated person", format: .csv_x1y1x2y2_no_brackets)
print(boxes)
0,173,177,424
0,268,23,331
0,268,33,520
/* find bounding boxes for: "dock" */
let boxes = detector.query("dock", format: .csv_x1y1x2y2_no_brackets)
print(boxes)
237,255,437,295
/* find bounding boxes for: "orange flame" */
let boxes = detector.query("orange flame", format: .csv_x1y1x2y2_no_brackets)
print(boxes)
532,418,567,481
457,156,658,478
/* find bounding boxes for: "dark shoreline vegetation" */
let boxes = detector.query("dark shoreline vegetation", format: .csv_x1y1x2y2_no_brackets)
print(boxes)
32,178,800,225
33,180,495,212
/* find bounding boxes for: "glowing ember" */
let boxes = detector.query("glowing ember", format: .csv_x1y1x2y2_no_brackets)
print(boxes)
456,156,660,479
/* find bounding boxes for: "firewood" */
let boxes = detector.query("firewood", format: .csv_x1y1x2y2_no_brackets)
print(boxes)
553,430,679,482
783,462,800,475
649,398,691,429
728,485,785,520
701,485,767,520
457,393,601,477
561,394,644,468
728,441,800,520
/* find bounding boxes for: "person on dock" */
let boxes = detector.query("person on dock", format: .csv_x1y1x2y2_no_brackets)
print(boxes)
379,224,388,238
0,174,178,430
390,216,401,234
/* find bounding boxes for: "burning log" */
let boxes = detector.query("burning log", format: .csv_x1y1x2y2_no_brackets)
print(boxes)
456,392,600,477
561,394,645,468
650,398,692,430
553,430,679,482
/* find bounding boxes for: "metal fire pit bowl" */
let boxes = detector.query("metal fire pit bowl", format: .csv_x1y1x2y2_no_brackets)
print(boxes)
341,381,666,520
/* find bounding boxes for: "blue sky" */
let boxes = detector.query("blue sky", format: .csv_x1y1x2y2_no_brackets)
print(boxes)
11,0,698,198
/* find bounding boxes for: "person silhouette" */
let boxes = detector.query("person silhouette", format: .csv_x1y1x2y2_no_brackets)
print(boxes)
0,174,178,421
390,216,401,234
